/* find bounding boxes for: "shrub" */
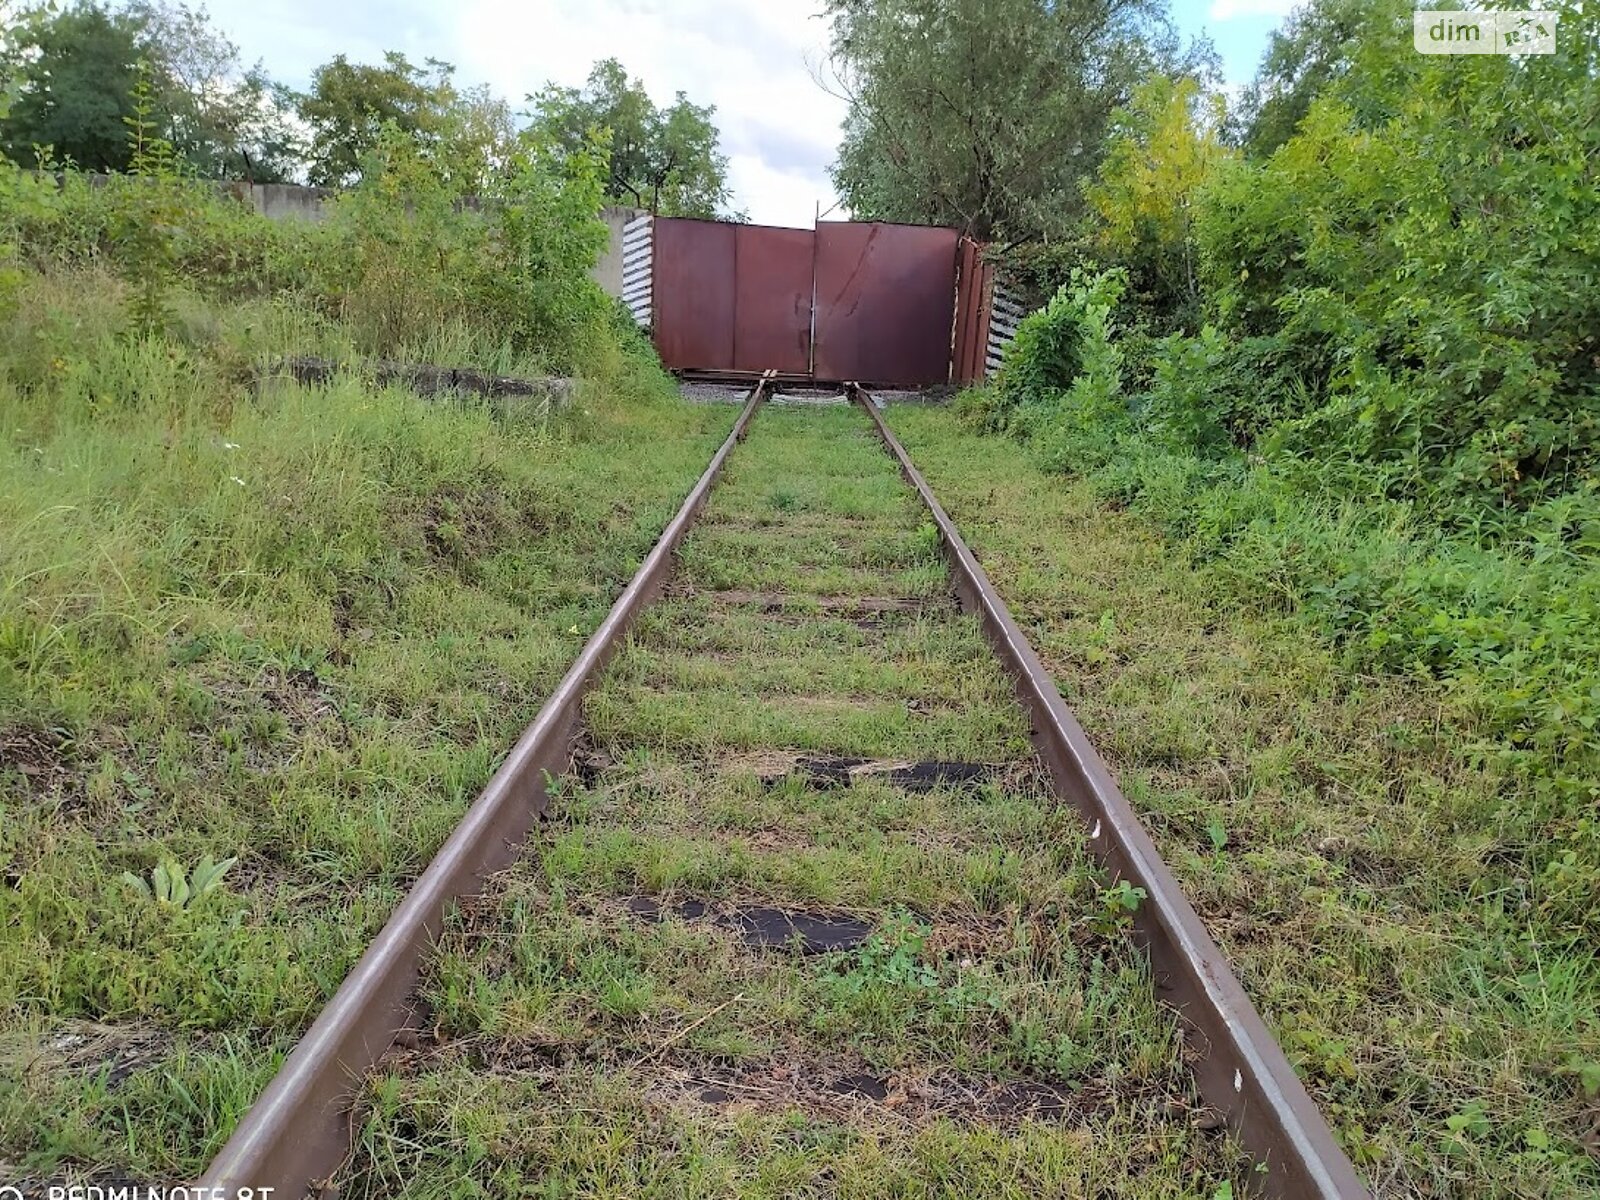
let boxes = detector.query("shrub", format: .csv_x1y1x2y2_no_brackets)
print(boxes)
981,21,1600,942
990,267,1126,436
1,115,621,376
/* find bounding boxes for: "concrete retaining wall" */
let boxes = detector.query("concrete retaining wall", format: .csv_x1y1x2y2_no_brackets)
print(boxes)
222,181,338,223
594,206,645,298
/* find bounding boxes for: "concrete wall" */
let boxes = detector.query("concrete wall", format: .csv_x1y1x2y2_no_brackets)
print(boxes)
222,181,338,223
594,206,645,298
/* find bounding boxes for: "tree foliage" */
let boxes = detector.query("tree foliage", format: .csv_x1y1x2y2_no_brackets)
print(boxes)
1230,0,1407,156
972,8,1600,1067
1084,76,1232,327
296,52,515,191
524,58,735,217
1011,0,1600,520
822,0,1207,242
0,10,736,213
0,0,297,178
0,2,145,170
124,0,298,181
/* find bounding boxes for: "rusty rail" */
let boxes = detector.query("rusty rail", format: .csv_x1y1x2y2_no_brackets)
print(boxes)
198,371,1366,1199
847,384,1370,1200
198,373,773,1199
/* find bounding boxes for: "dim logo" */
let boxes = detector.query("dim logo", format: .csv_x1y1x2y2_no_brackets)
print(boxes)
1414,10,1558,54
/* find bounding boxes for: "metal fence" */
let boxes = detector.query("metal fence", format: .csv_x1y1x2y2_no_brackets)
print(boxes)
634,216,1024,386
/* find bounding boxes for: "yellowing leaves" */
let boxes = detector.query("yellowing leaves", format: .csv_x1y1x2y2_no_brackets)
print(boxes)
1085,78,1235,261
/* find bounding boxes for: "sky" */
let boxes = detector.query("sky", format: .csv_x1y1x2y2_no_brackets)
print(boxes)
199,0,1304,228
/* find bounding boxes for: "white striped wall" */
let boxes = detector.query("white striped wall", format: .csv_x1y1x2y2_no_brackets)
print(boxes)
621,214,653,327
986,282,1024,376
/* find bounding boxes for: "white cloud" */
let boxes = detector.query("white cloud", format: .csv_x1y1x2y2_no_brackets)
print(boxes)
725,153,835,228
451,0,847,225
1208,0,1301,20
203,0,848,226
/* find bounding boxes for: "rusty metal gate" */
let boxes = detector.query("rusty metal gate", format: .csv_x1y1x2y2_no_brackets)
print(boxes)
650,217,987,387
812,222,958,386
651,219,812,376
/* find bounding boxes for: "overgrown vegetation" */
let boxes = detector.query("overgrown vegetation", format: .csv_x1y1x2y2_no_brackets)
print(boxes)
877,1,1599,1193
339,405,1244,1199
889,406,1600,1198
0,50,740,1180
2,101,625,368
0,337,733,1176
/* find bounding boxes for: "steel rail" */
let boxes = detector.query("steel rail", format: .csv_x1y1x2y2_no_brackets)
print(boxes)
848,384,1370,1200
198,372,774,1199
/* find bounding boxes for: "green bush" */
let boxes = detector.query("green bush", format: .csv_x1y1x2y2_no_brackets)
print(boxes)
982,232,1600,949
1017,3,1600,523
988,267,1125,437
1,117,621,375
974,2,1600,956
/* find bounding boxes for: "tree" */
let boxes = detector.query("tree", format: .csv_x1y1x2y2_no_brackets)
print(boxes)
429,82,518,196
525,58,735,218
296,52,515,192
298,52,450,188
124,0,299,181
0,0,298,178
1231,0,1409,156
822,0,1210,244
1084,76,1233,325
0,2,145,170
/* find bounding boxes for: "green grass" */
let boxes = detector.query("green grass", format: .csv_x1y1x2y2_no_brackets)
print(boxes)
0,271,737,1183
885,405,1600,1200
335,405,1245,1199
349,1068,1226,1200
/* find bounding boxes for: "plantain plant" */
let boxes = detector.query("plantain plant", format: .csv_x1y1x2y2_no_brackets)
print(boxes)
121,853,238,910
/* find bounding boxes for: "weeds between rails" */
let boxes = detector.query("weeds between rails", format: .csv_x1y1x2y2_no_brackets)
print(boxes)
335,403,1248,1198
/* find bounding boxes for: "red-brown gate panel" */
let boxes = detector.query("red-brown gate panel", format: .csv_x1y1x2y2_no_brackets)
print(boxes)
652,218,735,372
813,222,959,386
733,224,813,375
653,218,814,375
952,236,995,386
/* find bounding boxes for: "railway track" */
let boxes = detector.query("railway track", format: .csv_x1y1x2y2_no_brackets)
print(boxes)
200,378,1368,1199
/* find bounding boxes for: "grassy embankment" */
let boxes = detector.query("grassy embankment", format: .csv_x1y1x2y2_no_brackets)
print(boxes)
889,406,1599,1200
0,263,736,1181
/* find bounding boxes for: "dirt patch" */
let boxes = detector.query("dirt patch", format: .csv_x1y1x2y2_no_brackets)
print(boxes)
715,749,1040,792
1,1020,174,1090
261,666,337,727
663,1057,1097,1128
570,740,615,787
1311,835,1405,887
677,587,948,617
204,665,338,739
773,754,1007,793
269,355,573,403
0,724,73,794
395,1038,1124,1132
624,895,874,954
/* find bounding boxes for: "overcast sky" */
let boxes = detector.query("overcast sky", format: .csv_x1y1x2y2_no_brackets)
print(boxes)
200,0,1302,227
